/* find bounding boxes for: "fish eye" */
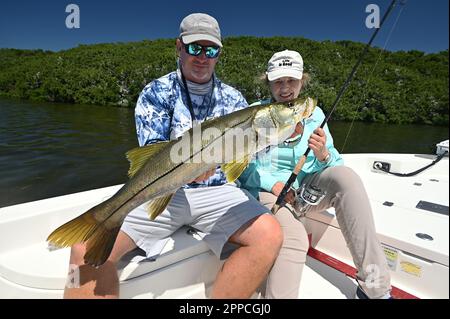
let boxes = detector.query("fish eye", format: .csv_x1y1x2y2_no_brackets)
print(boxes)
288,102,293,107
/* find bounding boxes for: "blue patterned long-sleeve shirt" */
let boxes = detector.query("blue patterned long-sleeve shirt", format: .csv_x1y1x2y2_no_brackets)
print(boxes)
135,71,248,188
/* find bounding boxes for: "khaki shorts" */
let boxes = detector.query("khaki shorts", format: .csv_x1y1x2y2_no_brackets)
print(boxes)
121,184,269,259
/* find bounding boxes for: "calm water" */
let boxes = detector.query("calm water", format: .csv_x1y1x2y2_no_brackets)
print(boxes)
0,98,448,208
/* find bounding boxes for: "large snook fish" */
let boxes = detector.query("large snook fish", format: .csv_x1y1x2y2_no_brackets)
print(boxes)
47,97,317,266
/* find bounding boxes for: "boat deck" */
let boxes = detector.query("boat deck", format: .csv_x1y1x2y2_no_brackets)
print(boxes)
0,153,448,299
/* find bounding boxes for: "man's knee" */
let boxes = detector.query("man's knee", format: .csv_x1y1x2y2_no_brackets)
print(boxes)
251,214,284,251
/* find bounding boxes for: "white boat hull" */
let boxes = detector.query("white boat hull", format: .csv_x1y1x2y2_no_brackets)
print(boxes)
0,153,448,299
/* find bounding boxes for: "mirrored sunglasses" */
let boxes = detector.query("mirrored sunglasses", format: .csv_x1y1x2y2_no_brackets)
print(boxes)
184,42,220,59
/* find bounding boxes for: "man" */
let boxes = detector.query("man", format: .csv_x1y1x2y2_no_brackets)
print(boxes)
65,13,283,299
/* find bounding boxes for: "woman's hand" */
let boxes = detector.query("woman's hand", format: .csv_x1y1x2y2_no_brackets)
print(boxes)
191,168,216,183
271,182,296,205
308,128,329,162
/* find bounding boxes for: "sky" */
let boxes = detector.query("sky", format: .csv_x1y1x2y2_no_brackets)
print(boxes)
0,0,448,53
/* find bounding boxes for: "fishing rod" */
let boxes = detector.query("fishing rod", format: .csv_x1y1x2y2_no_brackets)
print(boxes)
272,0,401,214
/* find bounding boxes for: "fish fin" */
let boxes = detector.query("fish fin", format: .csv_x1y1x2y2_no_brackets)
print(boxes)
126,142,170,178
47,210,99,248
47,203,123,267
147,193,174,220
222,157,250,183
47,205,121,266
84,226,121,267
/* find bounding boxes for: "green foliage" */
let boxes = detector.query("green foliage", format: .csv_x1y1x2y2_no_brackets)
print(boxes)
0,38,448,125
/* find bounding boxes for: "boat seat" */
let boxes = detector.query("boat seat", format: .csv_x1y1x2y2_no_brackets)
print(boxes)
0,226,211,290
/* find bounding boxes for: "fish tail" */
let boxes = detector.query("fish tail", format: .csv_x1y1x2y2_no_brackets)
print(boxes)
84,225,121,267
47,203,122,266
47,209,99,248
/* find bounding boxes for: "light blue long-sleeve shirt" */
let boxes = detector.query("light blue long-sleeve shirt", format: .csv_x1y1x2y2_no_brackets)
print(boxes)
238,99,344,199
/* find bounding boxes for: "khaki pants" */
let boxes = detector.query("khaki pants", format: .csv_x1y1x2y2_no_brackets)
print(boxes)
259,166,391,299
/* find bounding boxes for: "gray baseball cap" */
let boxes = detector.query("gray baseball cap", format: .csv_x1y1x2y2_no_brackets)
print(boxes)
179,13,223,47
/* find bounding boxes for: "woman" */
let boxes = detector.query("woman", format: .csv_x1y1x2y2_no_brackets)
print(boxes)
239,50,392,299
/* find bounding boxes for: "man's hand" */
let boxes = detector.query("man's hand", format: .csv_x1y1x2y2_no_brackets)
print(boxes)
308,128,329,162
191,168,216,183
271,182,296,206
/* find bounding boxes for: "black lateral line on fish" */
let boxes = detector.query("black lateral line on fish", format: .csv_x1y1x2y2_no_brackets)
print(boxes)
107,111,256,221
